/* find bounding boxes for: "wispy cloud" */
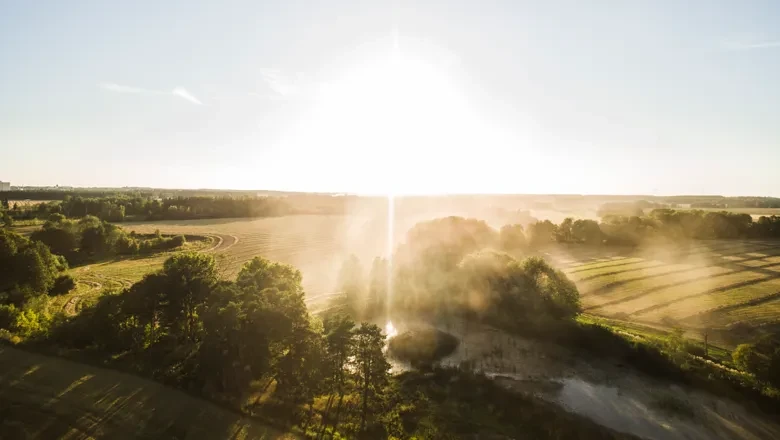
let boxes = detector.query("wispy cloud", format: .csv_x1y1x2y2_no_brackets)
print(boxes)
722,39,780,51
171,87,203,105
99,82,203,105
258,68,307,98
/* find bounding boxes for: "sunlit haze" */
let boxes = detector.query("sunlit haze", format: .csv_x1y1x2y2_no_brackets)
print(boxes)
2,1,779,195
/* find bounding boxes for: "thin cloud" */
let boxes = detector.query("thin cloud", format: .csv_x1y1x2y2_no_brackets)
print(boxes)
722,39,780,51
99,82,203,105
259,68,306,97
171,87,203,105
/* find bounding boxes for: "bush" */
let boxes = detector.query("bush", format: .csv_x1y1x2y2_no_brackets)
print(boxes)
13,308,51,338
170,235,186,248
49,274,76,296
0,304,19,330
116,234,140,255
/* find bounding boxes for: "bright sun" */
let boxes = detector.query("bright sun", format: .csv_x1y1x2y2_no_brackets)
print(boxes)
280,51,499,195
270,43,524,196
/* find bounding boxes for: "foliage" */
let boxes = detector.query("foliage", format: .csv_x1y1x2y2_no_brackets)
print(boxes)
499,223,526,252
732,335,780,388
49,274,76,296
352,323,391,432
1,211,12,227
0,229,65,307
30,215,187,263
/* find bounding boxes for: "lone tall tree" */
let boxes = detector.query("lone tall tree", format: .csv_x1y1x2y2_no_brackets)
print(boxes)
351,323,390,432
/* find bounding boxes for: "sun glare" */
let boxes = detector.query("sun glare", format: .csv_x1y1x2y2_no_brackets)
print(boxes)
385,320,398,339
282,49,495,195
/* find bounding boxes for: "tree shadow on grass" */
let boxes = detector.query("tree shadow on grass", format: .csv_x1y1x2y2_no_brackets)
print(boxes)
0,347,290,439
582,248,780,300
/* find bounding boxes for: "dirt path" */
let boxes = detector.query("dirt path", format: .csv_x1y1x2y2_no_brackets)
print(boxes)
61,281,102,316
203,234,240,253
0,346,295,439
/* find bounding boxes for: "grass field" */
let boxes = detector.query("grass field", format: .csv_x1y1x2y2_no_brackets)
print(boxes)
545,240,780,346
48,238,213,317
35,215,780,347
123,215,399,298
0,346,291,439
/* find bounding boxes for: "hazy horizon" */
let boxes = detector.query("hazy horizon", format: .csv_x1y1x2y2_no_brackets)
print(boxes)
2,1,780,196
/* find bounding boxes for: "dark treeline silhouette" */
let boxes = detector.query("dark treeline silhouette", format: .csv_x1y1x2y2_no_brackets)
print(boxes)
2,195,293,222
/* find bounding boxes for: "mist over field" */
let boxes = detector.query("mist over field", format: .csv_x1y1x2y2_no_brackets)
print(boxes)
4,1,780,438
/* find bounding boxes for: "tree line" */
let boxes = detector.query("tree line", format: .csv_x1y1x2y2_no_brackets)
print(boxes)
1,195,293,223
495,209,780,249
31,214,187,264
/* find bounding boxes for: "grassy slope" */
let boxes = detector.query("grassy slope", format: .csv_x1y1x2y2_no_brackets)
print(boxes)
0,345,292,439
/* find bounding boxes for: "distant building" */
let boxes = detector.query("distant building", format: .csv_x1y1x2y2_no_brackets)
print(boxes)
0,181,10,192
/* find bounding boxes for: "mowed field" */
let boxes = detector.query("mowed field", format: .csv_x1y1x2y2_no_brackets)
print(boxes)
47,214,780,345
545,240,780,344
47,238,213,317
0,346,291,439
124,215,400,298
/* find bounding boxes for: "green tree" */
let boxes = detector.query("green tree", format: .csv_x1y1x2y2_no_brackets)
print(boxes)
499,224,526,252
352,323,390,432
527,220,558,247
0,230,64,306
30,220,79,256
161,252,218,342
572,219,603,245
555,217,574,242
733,344,763,374
1,211,12,227
322,314,355,434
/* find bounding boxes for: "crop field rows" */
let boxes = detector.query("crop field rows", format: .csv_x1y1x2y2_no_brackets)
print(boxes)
547,240,780,333
124,215,393,296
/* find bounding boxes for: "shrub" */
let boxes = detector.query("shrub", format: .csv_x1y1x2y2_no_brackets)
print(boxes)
116,234,140,255
13,308,50,338
170,235,186,248
0,304,19,330
49,274,76,296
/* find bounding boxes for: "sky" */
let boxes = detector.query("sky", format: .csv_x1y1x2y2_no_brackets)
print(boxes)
1,1,779,196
